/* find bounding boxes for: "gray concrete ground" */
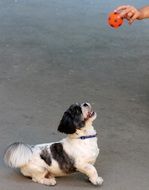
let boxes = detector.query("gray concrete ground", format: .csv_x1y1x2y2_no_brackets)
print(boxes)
0,0,149,190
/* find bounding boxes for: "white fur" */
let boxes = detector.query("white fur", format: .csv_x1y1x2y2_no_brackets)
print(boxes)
4,103,103,186
4,143,33,168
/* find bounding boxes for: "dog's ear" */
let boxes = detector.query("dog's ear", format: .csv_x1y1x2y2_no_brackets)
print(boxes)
58,109,85,134
58,111,76,134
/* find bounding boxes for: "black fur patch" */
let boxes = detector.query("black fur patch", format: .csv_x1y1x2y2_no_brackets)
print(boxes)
58,104,85,134
50,143,76,174
40,148,52,166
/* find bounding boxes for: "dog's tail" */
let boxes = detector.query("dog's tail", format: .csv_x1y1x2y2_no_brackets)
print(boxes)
4,142,33,168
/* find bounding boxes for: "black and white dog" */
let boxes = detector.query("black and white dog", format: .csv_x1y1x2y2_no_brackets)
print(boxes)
4,103,103,186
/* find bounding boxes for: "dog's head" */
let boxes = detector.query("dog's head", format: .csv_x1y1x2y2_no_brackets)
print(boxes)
58,103,96,134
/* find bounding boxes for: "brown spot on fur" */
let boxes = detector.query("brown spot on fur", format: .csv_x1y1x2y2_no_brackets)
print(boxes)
45,172,51,179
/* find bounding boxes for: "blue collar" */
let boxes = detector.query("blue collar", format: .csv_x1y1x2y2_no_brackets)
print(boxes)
79,134,97,140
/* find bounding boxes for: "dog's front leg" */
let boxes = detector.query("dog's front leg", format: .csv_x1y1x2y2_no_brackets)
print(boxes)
77,163,103,185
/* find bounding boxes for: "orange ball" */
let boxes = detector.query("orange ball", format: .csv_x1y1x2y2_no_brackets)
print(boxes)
108,12,123,29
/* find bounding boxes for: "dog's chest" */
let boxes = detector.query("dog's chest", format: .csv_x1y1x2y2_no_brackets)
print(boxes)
65,138,99,164
79,139,99,162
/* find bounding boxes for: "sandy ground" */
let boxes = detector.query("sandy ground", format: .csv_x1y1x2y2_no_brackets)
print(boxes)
0,0,149,190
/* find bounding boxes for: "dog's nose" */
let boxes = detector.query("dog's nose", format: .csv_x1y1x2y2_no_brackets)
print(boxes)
83,103,89,107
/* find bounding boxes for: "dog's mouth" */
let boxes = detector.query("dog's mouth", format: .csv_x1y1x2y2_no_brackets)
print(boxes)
85,110,95,120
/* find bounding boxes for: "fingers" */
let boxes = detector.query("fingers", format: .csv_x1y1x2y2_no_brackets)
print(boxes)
129,13,140,24
115,5,131,12
114,5,140,24
127,11,133,19
120,7,135,18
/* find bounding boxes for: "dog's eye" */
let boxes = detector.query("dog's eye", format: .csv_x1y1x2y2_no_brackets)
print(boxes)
76,108,82,115
75,109,79,113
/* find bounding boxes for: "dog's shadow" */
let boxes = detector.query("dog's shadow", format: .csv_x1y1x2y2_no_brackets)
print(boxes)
56,173,95,188
4,170,95,188
3,168,32,184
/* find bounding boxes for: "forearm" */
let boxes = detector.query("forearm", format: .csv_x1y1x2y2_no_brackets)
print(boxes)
138,6,149,20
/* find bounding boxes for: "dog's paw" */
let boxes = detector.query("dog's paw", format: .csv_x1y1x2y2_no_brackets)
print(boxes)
32,177,56,186
48,178,57,186
89,176,104,186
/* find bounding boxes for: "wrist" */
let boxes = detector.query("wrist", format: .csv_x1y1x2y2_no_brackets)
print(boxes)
137,9,145,20
137,6,149,20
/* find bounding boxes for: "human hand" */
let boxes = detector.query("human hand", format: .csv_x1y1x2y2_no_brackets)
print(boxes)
115,5,142,24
